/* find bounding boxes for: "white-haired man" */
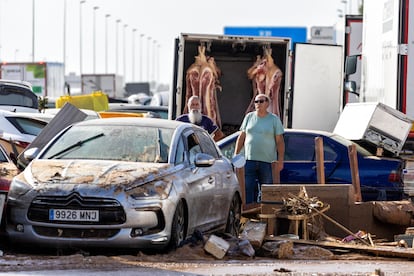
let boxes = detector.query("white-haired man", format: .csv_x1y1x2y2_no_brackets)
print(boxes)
176,95,224,142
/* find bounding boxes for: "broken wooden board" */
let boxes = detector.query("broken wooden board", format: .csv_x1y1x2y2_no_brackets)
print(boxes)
267,236,414,259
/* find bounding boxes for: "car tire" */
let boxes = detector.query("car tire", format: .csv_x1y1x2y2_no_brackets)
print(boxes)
169,200,186,250
225,194,241,237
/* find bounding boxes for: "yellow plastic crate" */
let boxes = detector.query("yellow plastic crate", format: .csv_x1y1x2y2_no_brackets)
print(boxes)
56,91,109,111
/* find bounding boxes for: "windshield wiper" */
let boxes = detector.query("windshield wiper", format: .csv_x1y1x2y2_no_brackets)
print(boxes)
48,133,104,159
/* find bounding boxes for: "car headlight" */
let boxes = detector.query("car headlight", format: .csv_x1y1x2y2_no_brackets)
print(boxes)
129,180,172,200
8,175,32,200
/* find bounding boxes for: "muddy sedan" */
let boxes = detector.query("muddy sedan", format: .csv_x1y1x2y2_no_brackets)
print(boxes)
5,118,242,250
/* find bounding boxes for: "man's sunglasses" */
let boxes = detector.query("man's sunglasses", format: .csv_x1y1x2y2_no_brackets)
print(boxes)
254,99,267,103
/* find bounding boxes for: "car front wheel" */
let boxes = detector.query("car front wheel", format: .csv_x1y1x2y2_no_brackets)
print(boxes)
225,194,241,237
169,200,186,250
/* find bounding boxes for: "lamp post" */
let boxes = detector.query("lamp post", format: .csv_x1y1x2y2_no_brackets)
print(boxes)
123,24,128,79
115,19,121,75
32,0,35,61
147,36,151,82
63,0,67,75
93,6,99,74
132,28,137,81
152,40,157,82
139,34,144,81
79,0,86,76
105,14,110,73
156,44,160,83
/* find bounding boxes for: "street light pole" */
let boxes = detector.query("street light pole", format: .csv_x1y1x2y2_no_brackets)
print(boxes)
147,36,151,82
132,28,137,81
152,40,157,82
63,0,67,75
123,24,128,80
139,34,144,81
156,44,160,83
105,14,110,73
116,19,121,75
32,0,35,61
79,0,86,76
93,6,99,74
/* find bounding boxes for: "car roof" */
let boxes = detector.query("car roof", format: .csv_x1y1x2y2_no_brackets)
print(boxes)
0,79,33,89
74,117,184,129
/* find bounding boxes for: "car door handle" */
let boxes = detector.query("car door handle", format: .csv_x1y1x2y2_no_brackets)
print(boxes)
208,177,214,184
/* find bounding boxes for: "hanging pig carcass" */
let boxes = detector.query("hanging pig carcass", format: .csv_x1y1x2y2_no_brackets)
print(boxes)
184,45,223,128
246,48,283,116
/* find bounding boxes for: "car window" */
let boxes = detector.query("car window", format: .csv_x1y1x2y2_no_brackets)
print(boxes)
0,147,8,162
6,116,47,136
0,86,38,109
195,129,219,158
285,134,316,161
187,133,201,164
174,136,185,165
220,140,236,160
42,125,173,163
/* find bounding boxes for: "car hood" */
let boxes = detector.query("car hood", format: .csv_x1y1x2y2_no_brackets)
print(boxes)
26,159,172,189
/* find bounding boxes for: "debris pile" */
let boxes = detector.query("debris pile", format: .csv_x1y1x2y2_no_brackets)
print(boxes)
281,187,325,215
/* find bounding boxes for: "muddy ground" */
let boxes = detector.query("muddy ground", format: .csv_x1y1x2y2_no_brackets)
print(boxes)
1,238,414,275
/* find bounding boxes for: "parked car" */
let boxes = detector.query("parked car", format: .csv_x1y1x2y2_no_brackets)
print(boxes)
0,143,19,228
108,103,169,119
218,129,405,202
0,80,38,113
0,110,48,156
6,118,242,250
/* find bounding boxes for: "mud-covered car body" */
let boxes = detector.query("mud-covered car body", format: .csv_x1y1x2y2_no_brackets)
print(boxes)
6,118,241,249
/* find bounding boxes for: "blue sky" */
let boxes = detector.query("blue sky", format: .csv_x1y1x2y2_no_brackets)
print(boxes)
0,0,360,86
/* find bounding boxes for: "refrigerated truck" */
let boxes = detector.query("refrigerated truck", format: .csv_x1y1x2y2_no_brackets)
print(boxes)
0,62,65,98
170,33,344,134
358,0,414,139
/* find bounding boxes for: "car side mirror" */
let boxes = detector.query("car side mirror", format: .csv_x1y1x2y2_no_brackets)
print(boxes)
344,80,358,95
23,147,39,162
345,55,359,75
194,153,215,167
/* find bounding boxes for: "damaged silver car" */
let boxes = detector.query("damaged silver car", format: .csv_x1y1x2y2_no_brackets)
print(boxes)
6,118,242,250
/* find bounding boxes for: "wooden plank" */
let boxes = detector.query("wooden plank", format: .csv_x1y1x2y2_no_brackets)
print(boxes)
267,236,414,259
348,144,362,202
315,137,325,184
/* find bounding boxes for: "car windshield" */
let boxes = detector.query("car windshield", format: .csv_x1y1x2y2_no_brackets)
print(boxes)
42,124,173,163
0,85,38,109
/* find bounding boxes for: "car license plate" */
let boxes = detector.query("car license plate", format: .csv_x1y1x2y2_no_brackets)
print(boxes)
49,209,99,222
